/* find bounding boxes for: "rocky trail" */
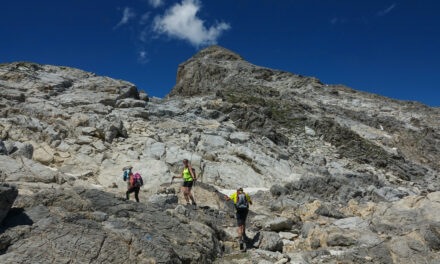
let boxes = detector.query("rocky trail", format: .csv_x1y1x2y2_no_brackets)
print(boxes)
1,46,440,263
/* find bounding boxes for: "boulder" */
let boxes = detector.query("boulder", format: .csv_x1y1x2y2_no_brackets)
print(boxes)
33,147,54,165
0,141,8,155
76,136,94,145
148,194,178,207
264,217,294,232
4,141,34,159
315,204,345,219
326,233,356,247
270,184,288,197
0,183,18,224
139,90,149,102
116,98,147,108
258,231,283,252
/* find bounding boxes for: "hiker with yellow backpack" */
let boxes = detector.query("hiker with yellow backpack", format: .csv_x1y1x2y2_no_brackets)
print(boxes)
172,159,197,208
224,187,252,251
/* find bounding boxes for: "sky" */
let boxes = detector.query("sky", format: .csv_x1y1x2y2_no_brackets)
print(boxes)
0,0,439,106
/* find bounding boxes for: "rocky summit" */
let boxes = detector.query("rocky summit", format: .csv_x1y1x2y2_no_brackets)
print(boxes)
0,46,439,263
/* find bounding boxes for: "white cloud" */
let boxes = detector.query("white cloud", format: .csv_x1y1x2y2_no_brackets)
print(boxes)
153,0,230,47
377,3,396,16
149,0,164,8
114,7,136,29
138,50,148,63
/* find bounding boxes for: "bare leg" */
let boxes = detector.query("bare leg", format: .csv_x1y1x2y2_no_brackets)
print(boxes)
182,187,190,203
238,225,244,239
188,187,195,203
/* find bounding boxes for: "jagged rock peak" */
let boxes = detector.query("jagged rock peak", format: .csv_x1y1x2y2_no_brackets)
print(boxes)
168,45,307,98
191,45,244,61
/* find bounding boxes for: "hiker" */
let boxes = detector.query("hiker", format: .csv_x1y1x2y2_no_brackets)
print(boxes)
224,187,252,251
126,172,143,202
122,166,133,188
172,159,197,207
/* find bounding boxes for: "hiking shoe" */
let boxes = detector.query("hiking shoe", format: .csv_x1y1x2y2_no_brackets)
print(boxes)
239,241,244,251
241,243,247,252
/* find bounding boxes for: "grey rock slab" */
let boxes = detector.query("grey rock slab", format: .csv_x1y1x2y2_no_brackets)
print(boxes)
143,142,166,160
76,136,94,145
0,155,60,184
374,186,410,202
0,187,221,263
301,221,315,238
279,231,297,240
229,132,250,144
333,216,369,230
264,217,293,232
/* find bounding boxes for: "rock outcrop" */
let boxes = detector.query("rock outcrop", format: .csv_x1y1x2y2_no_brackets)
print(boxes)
0,46,439,263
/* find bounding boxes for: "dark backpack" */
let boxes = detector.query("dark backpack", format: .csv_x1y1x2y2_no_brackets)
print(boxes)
236,192,248,209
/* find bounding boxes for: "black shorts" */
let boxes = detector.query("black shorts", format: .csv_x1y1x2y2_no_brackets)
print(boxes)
236,208,248,226
182,181,193,188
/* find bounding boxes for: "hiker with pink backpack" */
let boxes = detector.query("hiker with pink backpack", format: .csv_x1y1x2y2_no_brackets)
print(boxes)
126,171,143,202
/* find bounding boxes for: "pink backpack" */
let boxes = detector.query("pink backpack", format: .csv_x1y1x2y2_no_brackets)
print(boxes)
132,173,143,187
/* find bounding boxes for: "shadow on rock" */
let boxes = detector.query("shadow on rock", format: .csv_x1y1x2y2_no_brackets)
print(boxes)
245,231,260,249
0,208,33,234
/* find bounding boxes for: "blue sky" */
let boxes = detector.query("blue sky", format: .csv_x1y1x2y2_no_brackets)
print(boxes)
1,0,439,106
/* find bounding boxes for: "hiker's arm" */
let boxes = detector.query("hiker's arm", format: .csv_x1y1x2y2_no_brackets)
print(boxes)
172,172,184,179
247,194,253,205
224,195,230,201
188,165,197,181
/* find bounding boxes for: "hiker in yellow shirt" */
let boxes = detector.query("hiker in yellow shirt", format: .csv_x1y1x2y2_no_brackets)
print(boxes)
224,187,252,251
172,159,197,207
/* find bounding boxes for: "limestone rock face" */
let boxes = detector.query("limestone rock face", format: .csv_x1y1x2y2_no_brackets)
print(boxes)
0,187,220,263
0,46,439,263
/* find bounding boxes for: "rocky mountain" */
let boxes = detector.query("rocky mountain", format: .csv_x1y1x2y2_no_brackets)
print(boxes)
0,46,439,263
